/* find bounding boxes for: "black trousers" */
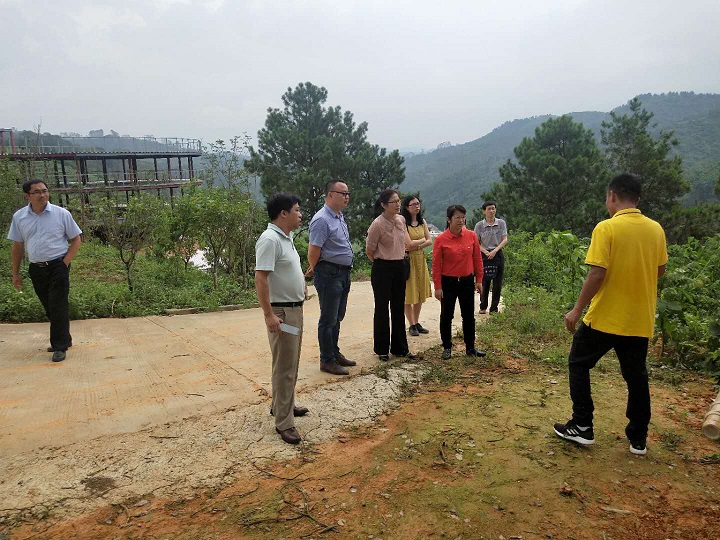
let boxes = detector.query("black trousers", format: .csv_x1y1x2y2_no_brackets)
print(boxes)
568,322,651,441
28,258,72,351
480,250,504,312
439,274,476,351
370,259,409,356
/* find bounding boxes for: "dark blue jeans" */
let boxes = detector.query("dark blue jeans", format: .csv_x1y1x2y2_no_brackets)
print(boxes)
313,261,351,365
568,322,651,441
28,258,72,351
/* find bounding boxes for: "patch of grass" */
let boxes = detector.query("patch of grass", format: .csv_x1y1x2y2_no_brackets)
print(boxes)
479,286,570,366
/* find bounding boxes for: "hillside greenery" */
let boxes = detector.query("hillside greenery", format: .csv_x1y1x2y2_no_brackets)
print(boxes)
405,92,720,226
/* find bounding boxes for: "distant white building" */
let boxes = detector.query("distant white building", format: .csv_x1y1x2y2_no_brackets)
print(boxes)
427,223,442,238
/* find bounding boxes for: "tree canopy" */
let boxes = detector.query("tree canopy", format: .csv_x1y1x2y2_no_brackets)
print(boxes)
484,115,610,236
244,82,405,237
601,98,689,218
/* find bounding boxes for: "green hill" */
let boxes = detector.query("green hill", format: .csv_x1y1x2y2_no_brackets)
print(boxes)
404,92,720,226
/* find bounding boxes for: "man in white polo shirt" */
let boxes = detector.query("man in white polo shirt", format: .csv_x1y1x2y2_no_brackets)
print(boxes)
8,179,82,363
255,193,308,445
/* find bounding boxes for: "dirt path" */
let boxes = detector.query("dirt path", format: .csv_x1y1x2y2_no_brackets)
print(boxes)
6,358,719,540
2,283,718,539
0,281,469,528
0,281,442,456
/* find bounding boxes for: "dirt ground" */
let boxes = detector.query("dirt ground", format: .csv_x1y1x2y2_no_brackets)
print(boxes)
0,282,439,456
2,285,719,540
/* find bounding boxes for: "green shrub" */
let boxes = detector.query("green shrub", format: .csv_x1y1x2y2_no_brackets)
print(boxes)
0,240,258,322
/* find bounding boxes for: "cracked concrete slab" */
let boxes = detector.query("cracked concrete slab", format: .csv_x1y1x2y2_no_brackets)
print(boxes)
0,363,425,524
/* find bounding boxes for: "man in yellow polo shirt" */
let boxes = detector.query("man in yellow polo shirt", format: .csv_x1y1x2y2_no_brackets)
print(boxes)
554,173,668,455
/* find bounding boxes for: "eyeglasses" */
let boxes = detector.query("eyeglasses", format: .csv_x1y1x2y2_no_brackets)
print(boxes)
408,202,420,207
331,190,350,197
29,189,49,195
387,199,401,204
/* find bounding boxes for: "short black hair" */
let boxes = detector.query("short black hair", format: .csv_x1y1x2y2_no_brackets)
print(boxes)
608,173,641,204
445,204,466,229
400,194,423,225
325,179,346,195
266,193,301,221
23,178,48,193
482,200,497,210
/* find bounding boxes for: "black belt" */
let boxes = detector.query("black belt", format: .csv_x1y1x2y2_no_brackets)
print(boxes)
30,256,65,267
271,301,304,307
317,260,352,271
442,273,475,282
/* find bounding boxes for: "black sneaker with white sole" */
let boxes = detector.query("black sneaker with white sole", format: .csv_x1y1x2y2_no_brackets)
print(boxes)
553,420,595,446
629,439,647,455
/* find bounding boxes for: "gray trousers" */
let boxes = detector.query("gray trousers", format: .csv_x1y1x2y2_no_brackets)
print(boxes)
267,306,304,430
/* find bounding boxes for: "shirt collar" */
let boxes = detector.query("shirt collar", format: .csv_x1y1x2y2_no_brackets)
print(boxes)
323,204,342,219
613,208,642,218
267,223,292,239
26,202,52,215
482,218,498,227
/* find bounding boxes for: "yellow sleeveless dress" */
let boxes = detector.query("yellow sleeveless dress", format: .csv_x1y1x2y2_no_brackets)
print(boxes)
405,223,432,304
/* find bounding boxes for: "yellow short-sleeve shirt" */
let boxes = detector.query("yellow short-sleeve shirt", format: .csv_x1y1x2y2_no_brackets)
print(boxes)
583,208,668,338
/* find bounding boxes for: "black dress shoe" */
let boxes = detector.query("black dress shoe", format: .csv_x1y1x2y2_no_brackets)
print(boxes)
415,323,429,334
442,348,452,360
408,325,419,337
320,363,349,375
378,354,390,361
52,350,66,362
336,353,357,367
270,406,309,417
466,348,487,357
394,352,417,360
276,426,301,444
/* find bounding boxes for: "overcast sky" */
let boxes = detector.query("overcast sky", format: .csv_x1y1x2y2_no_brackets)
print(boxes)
2,0,719,151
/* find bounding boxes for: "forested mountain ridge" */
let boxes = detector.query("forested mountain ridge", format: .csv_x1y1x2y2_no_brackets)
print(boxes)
404,92,720,225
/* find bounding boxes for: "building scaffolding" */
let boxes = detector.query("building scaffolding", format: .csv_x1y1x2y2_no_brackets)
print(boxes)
1,129,203,206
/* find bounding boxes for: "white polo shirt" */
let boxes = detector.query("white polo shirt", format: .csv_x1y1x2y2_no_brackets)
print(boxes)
255,224,305,303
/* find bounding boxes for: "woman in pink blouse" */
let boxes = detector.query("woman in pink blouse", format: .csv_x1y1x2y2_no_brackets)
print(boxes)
365,189,423,360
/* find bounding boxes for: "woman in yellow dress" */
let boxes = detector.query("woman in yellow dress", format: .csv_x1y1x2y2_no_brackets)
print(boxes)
401,195,433,336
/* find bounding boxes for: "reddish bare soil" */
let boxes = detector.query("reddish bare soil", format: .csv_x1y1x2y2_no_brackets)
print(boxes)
7,356,719,540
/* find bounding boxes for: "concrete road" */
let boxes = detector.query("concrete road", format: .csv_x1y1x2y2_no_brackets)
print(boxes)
0,281,478,457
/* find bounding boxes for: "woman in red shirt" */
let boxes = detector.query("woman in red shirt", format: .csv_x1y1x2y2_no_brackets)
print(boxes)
431,205,487,360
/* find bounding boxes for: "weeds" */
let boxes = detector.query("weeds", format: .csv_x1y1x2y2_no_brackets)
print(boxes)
659,430,685,451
